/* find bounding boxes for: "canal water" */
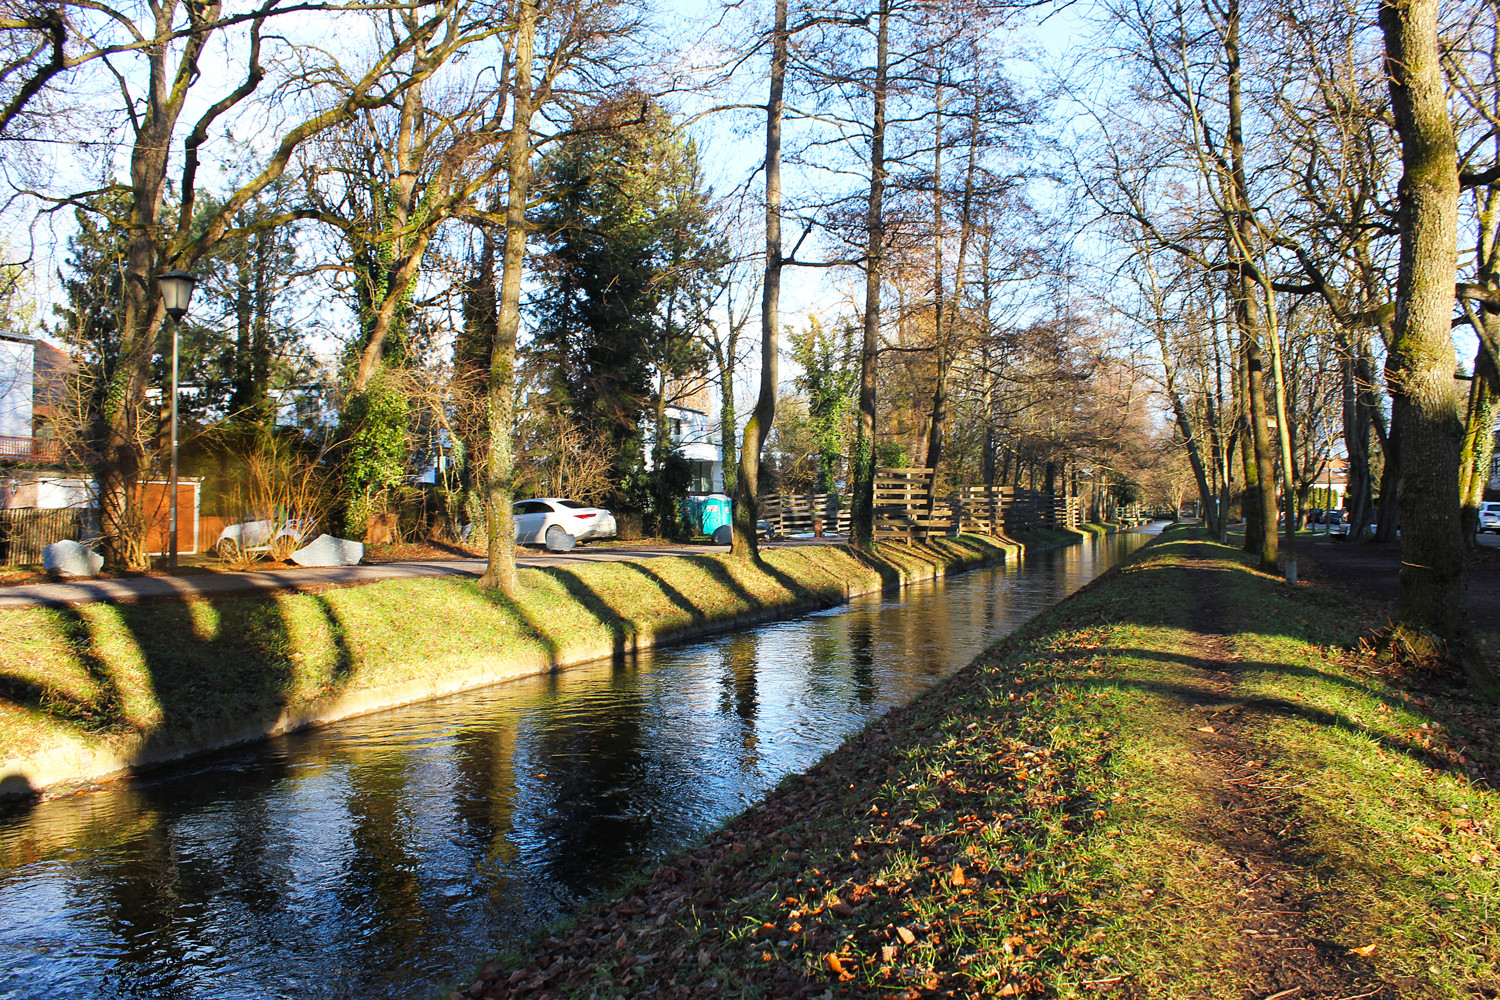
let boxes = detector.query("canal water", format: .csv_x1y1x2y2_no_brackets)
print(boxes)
0,531,1152,1000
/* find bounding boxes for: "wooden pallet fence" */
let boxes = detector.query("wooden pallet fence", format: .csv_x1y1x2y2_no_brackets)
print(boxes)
1067,495,1084,529
872,467,958,543
783,476,1079,543
0,508,84,565
955,484,1012,535
1004,489,1084,531
1004,488,1046,532
759,492,848,536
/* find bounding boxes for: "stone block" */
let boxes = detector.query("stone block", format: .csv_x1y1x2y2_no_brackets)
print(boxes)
289,534,364,567
42,539,104,578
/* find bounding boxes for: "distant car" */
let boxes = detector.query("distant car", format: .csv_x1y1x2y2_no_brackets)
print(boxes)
1480,502,1500,534
216,513,316,560
513,498,616,550
1327,511,1350,537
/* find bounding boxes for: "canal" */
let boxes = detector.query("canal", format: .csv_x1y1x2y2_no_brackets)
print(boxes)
0,530,1152,1000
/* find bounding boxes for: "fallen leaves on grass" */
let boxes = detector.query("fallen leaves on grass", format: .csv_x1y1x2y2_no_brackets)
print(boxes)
461,635,1119,1000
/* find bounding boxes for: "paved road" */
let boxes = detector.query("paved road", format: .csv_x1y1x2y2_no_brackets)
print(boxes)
0,538,836,610
1297,531,1500,625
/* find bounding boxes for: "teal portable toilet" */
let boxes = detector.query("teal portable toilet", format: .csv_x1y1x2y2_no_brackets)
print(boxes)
681,494,731,537
701,494,730,534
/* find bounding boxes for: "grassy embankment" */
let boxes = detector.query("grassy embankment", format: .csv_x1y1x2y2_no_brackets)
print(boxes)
455,527,1499,1000
1,530,1092,795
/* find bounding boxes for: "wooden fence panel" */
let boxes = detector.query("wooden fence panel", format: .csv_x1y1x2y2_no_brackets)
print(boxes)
759,493,848,536
873,468,943,543
0,508,83,565
955,484,1012,535
759,478,1078,543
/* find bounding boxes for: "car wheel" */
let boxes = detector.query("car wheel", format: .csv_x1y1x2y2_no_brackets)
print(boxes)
215,538,241,561
712,525,732,546
545,525,575,552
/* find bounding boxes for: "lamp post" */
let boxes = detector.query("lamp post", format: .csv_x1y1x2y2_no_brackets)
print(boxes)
158,269,197,571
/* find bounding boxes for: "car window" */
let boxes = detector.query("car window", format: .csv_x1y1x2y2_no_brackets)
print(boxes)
514,501,549,515
555,499,590,509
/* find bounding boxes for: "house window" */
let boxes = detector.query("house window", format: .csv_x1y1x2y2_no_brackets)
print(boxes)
688,461,714,493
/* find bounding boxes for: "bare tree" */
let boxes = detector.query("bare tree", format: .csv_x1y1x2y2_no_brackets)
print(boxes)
13,0,466,568
1378,0,1484,684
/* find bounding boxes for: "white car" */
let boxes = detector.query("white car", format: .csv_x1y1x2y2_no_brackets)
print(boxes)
1479,501,1500,534
513,498,616,551
216,514,316,560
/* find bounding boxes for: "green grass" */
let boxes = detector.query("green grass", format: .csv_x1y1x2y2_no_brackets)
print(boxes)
1,536,1030,782
463,528,1500,999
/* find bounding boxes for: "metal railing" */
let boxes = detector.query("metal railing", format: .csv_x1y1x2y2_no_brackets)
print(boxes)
0,435,60,462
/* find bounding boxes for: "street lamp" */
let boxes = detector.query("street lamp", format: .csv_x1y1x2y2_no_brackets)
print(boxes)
158,269,197,571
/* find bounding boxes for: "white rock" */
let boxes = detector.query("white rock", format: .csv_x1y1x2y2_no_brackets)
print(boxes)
42,539,104,578
289,534,364,567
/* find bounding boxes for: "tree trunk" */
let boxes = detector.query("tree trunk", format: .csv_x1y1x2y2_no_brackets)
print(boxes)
1460,183,1500,543
849,0,889,550
1264,294,1299,583
1375,412,1402,542
719,358,738,498
478,1,534,598
97,2,210,570
1378,0,1482,684
1459,346,1497,542
923,76,947,523
1223,0,1278,573
732,0,787,561
1338,332,1376,537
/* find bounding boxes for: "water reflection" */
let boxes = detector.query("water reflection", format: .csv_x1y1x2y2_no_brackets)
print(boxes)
0,532,1148,1000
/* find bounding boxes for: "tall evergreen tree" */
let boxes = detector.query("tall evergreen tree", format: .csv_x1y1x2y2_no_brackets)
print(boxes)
529,93,724,516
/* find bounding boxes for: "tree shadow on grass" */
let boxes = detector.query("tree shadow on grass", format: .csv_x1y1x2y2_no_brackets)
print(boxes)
619,563,709,626
836,546,904,590
942,535,1008,562
309,594,357,686
1073,664,1471,781
0,603,125,737
1095,646,1392,704
746,557,819,605
0,591,373,812
676,555,772,609
527,567,640,666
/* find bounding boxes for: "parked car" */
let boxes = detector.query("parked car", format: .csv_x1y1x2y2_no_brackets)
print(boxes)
216,512,316,560
1479,501,1500,534
1326,511,1350,537
513,498,617,550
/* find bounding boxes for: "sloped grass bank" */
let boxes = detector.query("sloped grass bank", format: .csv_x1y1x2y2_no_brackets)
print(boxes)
452,529,1498,1000
1,535,1023,798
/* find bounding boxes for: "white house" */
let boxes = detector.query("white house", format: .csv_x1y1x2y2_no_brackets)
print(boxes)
0,332,34,445
663,404,724,494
